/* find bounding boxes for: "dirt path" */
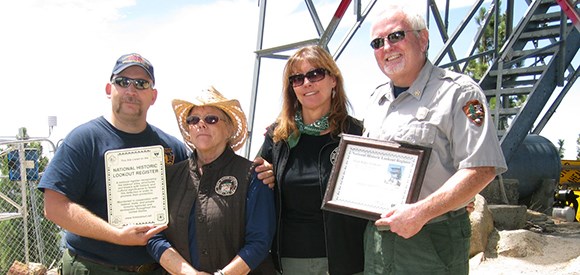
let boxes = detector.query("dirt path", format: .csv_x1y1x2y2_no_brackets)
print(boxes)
470,220,580,275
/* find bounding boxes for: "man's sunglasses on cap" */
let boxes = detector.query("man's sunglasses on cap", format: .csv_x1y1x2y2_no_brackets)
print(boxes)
111,76,152,90
370,30,422,49
288,68,329,87
186,115,221,125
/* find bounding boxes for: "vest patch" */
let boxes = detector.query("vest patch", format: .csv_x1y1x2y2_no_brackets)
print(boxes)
330,147,339,165
215,176,238,196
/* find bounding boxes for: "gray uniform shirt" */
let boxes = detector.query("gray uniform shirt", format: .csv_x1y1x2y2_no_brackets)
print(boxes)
363,60,507,201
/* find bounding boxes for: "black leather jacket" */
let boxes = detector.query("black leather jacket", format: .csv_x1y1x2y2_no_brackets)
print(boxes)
259,116,367,275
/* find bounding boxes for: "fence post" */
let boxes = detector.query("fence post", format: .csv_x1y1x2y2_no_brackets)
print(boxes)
17,143,30,264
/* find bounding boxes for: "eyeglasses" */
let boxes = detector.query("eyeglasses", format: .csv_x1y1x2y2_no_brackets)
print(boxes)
288,68,328,87
370,30,421,49
111,76,152,90
186,115,221,125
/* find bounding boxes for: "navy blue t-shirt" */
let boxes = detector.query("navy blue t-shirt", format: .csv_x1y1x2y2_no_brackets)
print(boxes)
38,116,188,266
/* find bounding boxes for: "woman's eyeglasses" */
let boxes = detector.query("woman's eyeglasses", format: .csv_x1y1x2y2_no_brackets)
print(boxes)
186,115,221,125
288,68,328,87
370,30,421,49
111,76,152,90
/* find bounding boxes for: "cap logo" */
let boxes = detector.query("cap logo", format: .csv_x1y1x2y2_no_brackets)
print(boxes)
121,54,151,69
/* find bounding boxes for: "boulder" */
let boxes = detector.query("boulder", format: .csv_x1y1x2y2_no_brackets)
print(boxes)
488,204,527,230
469,194,495,257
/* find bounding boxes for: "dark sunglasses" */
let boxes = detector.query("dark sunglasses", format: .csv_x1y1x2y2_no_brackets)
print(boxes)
111,76,152,90
288,68,328,87
370,30,421,49
186,115,221,125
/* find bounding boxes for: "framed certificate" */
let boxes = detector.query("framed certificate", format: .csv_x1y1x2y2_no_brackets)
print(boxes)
105,145,168,228
321,134,431,221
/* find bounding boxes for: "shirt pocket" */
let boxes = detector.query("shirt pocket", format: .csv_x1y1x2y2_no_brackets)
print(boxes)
393,122,437,147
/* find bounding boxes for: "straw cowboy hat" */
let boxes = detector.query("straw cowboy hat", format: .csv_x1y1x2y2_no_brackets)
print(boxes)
172,86,248,152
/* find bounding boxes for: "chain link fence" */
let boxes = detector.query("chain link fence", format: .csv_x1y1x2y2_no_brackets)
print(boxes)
0,138,62,274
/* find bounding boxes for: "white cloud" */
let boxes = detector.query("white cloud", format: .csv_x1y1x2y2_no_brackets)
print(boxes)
0,1,136,140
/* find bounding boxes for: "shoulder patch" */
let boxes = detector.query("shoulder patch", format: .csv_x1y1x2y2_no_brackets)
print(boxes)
164,148,175,165
463,99,485,126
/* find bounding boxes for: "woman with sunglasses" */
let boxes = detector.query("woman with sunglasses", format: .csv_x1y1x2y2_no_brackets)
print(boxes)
147,87,276,275
258,45,367,275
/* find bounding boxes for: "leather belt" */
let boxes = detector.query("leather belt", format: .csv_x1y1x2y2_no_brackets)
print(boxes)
68,250,161,273
376,208,468,231
427,208,467,224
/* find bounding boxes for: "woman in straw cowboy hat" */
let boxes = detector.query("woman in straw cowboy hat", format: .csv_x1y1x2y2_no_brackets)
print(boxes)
147,86,276,275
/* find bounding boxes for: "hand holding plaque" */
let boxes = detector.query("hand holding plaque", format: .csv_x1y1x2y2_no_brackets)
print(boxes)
321,134,431,221
105,145,168,228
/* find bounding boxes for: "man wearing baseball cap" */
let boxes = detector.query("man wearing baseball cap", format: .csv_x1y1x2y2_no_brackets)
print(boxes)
111,53,156,85
38,53,188,274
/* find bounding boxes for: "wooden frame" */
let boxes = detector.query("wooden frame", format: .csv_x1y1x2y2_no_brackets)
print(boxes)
321,134,431,221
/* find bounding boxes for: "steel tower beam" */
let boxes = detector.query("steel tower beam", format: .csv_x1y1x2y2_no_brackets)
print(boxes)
245,0,376,157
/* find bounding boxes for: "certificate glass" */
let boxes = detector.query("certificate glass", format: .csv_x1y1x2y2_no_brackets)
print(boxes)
105,145,168,227
322,134,431,221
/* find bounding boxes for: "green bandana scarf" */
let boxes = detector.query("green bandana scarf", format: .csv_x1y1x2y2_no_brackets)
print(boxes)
288,110,330,148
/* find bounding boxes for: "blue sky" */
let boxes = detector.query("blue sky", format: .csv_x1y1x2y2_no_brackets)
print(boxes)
1,0,578,159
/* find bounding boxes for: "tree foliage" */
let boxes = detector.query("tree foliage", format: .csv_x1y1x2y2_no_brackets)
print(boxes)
465,1,526,131
466,5,507,81
577,134,580,160
557,139,565,159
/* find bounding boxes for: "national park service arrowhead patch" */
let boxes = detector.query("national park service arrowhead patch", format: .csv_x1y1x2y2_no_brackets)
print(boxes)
463,99,485,126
